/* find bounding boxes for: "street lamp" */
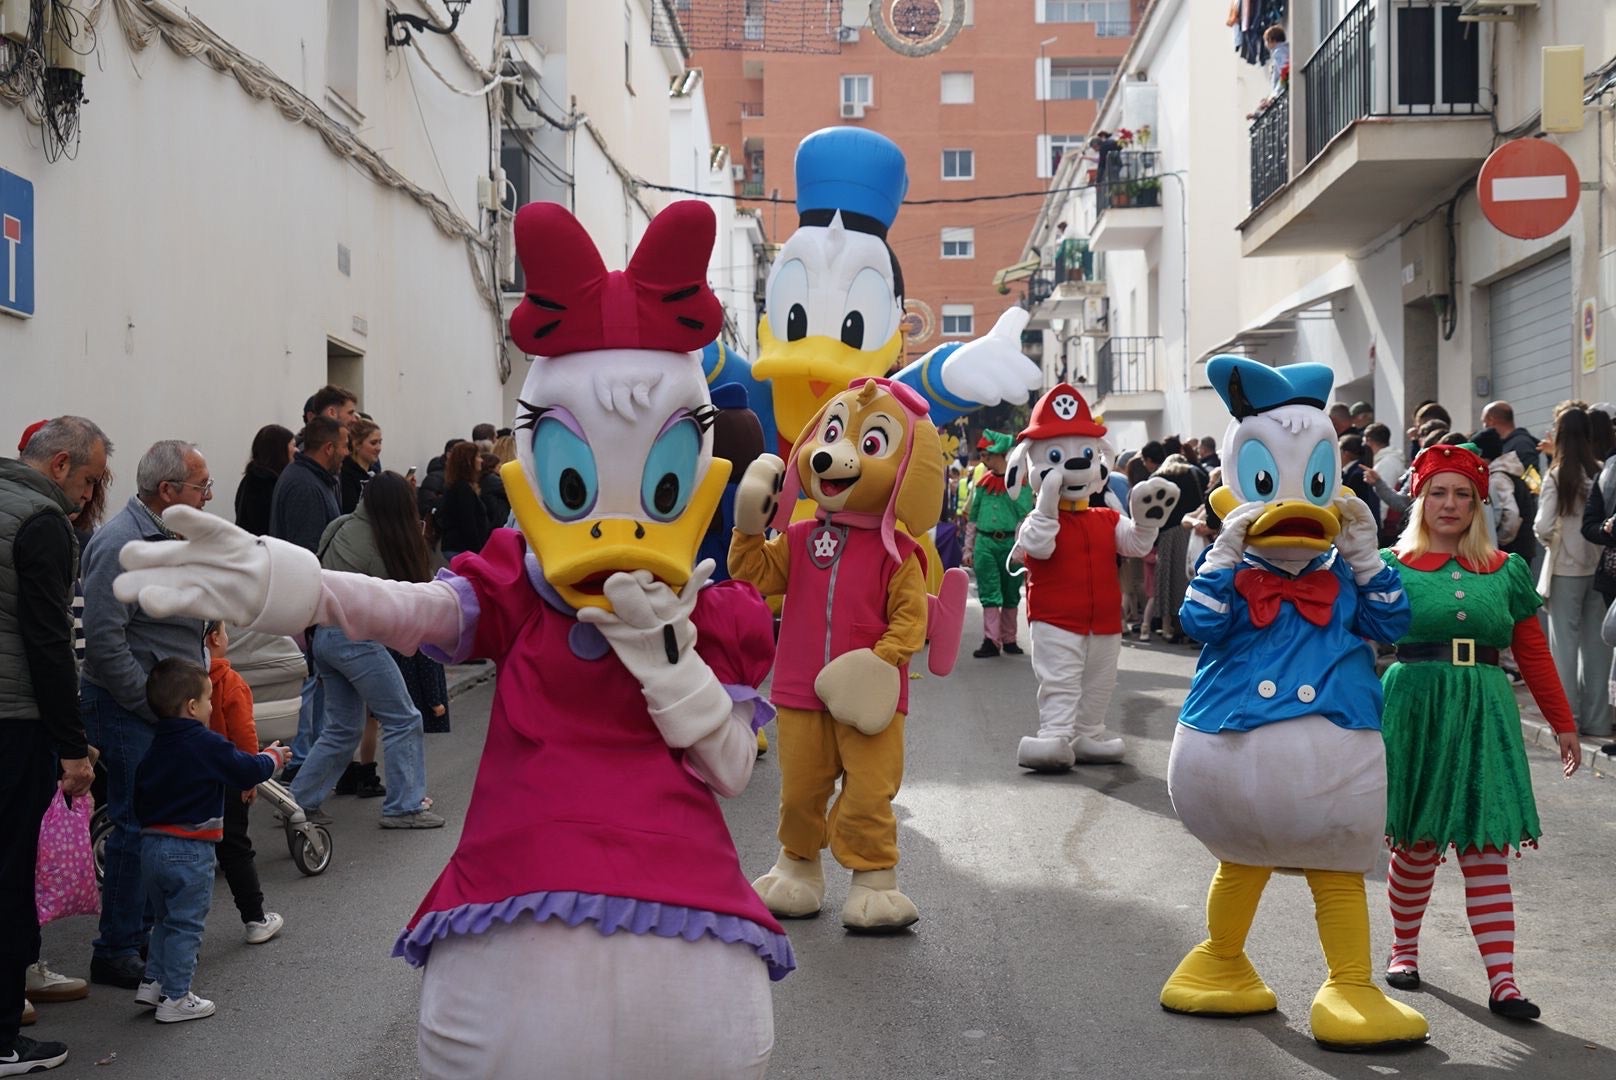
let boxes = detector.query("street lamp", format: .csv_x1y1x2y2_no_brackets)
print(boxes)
1039,36,1058,173
387,0,472,49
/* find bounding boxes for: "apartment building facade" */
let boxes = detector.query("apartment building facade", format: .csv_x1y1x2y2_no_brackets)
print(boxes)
691,0,1140,366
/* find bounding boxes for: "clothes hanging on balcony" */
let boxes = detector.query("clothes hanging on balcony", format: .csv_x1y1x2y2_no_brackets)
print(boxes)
1236,0,1287,67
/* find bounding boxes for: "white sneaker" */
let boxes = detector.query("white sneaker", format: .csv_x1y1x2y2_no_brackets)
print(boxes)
244,912,284,945
154,992,215,1024
134,980,162,1009
24,961,88,1003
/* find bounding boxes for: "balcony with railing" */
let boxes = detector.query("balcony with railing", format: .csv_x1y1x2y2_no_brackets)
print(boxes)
1249,85,1289,209
1240,0,1492,255
1089,149,1164,254
740,179,765,198
1095,336,1164,415
1023,242,1106,330
739,101,764,119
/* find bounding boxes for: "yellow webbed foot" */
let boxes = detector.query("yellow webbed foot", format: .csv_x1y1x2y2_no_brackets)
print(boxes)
1160,942,1278,1016
1310,981,1429,1051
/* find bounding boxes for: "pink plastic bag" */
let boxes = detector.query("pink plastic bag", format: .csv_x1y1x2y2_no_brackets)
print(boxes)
36,790,100,926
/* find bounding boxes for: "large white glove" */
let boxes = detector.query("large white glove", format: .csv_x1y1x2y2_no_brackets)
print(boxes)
1129,477,1180,526
1332,494,1385,582
734,454,786,536
1032,463,1066,519
1197,501,1267,574
113,506,323,636
937,308,1042,405
576,560,731,747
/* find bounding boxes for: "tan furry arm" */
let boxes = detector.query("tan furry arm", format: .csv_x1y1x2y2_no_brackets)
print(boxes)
727,529,791,596
873,554,928,668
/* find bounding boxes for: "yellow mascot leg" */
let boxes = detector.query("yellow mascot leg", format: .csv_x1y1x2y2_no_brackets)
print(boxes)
751,707,837,918
1161,862,1278,1016
1305,870,1429,1051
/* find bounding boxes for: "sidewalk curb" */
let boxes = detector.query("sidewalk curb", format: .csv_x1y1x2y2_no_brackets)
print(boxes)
1515,684,1613,779
445,661,496,701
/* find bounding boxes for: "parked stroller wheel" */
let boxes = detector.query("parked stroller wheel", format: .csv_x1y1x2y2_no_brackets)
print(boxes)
291,826,333,876
91,806,113,886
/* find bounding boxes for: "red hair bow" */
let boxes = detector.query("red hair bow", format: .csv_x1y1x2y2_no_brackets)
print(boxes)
508,200,723,358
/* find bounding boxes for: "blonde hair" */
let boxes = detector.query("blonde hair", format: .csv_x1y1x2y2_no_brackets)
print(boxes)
491,434,517,465
1394,485,1497,567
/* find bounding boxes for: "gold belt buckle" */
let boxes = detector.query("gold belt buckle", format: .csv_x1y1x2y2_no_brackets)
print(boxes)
1452,638,1476,666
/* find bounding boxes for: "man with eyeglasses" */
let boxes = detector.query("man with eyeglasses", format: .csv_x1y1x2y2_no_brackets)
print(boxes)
79,441,213,991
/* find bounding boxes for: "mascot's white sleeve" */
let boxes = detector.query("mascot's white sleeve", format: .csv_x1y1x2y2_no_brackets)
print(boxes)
1113,517,1160,559
1016,513,1059,561
315,572,467,657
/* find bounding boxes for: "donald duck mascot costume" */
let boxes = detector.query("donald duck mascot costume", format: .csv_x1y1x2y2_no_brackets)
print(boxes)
110,200,792,1078
1160,356,1429,1051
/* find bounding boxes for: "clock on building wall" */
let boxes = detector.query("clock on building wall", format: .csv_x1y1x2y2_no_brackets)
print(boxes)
901,298,936,345
870,0,965,56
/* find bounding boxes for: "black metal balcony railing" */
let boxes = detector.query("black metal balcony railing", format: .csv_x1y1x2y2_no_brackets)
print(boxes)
739,101,764,118
1093,149,1161,227
1095,20,1131,37
1303,0,1484,162
1249,85,1289,208
1097,336,1160,397
740,179,765,197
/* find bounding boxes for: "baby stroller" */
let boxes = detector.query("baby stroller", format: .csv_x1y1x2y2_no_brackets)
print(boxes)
91,764,333,880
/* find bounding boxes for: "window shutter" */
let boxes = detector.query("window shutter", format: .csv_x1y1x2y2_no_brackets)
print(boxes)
1036,134,1051,179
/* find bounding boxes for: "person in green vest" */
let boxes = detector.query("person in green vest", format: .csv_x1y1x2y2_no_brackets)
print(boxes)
965,430,1033,657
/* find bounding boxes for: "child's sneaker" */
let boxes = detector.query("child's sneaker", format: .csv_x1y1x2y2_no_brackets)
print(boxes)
244,912,284,945
155,992,215,1024
134,980,162,1009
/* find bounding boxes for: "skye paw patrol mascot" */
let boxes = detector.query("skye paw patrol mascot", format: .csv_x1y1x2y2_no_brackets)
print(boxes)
1160,356,1428,1051
738,127,1040,477
113,201,792,1078
729,378,965,933
1006,384,1178,769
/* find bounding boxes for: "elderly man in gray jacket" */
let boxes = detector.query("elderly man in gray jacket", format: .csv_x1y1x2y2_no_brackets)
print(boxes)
79,440,213,990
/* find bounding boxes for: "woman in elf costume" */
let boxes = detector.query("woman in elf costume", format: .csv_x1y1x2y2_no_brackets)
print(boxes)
1379,442,1581,1021
966,430,1033,658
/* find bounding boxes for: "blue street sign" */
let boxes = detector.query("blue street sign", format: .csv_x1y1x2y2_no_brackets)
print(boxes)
1,167,34,318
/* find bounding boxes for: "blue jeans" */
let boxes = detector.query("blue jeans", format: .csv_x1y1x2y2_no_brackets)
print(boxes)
140,833,214,1000
290,672,325,768
294,626,427,818
81,681,154,960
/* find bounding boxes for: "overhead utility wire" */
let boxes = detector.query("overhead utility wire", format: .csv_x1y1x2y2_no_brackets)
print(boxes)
633,177,1105,207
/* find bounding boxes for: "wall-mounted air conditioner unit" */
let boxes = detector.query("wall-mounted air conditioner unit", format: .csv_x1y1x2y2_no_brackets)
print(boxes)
1459,0,1536,20
1082,296,1109,335
840,101,865,119
837,26,859,43
504,84,540,129
730,163,746,181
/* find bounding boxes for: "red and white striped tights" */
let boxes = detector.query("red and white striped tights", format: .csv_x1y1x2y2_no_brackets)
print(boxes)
1385,843,1525,1002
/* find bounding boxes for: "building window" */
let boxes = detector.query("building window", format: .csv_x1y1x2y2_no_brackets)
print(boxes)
941,305,975,336
326,0,360,116
504,0,529,36
942,148,974,180
941,227,975,259
841,73,874,111
743,0,764,40
1049,63,1113,100
1038,133,1087,178
624,3,634,93
1041,0,1131,35
940,71,974,104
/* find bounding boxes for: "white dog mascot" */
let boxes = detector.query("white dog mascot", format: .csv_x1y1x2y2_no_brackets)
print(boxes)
1005,383,1179,770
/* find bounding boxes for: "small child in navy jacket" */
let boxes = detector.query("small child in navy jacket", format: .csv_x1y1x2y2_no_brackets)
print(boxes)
133,660,288,1023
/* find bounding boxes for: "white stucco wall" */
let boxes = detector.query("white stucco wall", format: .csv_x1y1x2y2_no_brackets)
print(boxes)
2,0,503,512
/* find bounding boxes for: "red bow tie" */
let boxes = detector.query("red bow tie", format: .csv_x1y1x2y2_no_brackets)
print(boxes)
1234,567,1340,628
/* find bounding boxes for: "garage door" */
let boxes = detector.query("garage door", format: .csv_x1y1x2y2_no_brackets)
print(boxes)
1490,251,1573,441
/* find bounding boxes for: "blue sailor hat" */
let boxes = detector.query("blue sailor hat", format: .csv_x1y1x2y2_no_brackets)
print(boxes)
794,127,909,230
1207,355,1335,420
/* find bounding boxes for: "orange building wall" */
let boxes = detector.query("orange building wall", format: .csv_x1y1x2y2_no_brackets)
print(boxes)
690,2,1135,364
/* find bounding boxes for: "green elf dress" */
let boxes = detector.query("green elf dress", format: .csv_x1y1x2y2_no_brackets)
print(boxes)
968,430,1033,653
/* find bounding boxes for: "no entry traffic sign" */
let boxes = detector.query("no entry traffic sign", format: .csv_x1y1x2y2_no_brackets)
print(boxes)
1478,138,1580,240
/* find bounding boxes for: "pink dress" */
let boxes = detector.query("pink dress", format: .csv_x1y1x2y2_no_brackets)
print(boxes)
393,529,794,980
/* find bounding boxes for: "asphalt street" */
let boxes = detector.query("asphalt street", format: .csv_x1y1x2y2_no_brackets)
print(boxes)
35,608,1616,1080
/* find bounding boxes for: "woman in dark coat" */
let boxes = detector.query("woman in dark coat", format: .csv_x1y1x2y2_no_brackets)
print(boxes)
436,441,491,559
235,424,294,535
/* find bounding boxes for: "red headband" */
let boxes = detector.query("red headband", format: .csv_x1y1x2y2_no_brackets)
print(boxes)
1411,443,1487,498
17,419,47,455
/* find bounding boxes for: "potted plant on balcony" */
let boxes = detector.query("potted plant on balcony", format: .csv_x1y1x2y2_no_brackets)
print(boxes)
1134,176,1161,208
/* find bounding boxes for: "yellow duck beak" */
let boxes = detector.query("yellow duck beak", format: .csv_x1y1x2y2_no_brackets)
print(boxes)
752,315,904,451
500,458,732,611
1209,487,1344,552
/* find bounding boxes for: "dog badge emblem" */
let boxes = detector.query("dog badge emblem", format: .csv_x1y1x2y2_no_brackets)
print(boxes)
1051,393,1080,420
808,523,846,569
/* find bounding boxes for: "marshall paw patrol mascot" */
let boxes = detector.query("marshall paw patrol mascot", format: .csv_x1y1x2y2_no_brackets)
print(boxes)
1005,384,1179,770
112,200,792,1079
729,377,966,933
1159,356,1428,1051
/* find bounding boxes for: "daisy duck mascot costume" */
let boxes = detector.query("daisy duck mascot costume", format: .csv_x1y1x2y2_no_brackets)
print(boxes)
1159,356,1427,1051
1005,383,1179,770
111,200,793,1078
729,377,966,933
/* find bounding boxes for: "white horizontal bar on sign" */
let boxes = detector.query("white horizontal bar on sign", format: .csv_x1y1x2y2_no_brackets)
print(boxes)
1492,175,1567,202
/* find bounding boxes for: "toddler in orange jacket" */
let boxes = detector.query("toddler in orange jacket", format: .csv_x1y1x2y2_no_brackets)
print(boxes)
205,622,284,945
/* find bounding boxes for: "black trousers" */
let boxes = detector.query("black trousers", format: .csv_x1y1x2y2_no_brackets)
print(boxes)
0,722,57,1048
215,792,264,925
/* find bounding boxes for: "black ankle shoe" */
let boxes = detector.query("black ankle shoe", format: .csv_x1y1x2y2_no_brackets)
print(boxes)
1385,968,1421,991
1002,642,1024,655
354,762,386,799
89,953,144,990
1489,995,1540,1020
972,639,1000,658
333,762,363,797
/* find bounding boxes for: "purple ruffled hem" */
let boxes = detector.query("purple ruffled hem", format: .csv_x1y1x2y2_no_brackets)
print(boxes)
724,683,776,733
421,570,479,666
392,890,796,982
